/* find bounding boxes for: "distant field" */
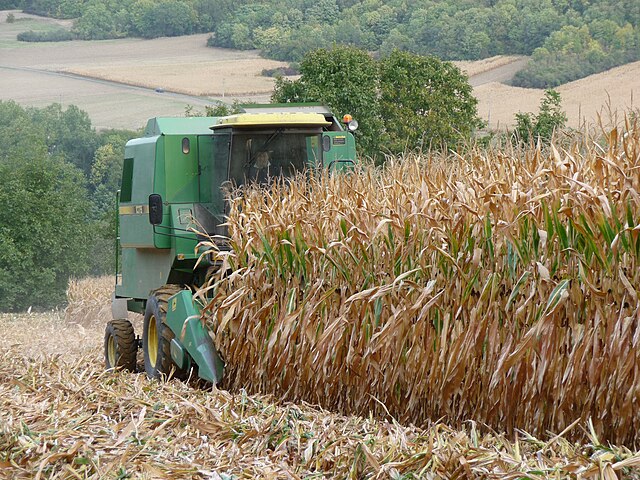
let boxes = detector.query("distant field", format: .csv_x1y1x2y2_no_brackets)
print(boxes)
453,55,524,77
0,10,638,131
476,61,640,129
0,13,284,129
66,56,288,97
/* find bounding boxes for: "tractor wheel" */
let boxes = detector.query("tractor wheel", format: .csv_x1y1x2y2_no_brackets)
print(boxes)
104,319,137,372
142,286,186,380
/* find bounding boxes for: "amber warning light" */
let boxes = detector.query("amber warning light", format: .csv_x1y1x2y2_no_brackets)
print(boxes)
342,114,358,132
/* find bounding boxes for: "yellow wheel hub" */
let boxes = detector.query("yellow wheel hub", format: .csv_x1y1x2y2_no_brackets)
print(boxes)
107,335,117,366
147,314,158,368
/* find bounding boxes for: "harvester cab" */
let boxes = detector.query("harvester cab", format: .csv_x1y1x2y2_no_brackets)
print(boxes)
105,104,357,384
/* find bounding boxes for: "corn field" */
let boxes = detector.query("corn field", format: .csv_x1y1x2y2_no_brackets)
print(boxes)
199,120,640,447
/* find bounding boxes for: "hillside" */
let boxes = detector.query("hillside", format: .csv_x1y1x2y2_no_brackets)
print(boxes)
0,12,281,129
1,11,638,131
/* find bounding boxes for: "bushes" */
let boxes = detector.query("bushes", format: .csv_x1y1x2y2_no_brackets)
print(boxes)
17,28,76,42
261,66,299,77
513,89,568,144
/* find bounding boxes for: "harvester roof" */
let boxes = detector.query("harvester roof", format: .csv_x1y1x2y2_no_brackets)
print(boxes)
212,112,331,129
144,117,217,136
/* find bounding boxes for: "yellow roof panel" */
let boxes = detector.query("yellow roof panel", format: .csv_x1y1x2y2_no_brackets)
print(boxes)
212,112,330,129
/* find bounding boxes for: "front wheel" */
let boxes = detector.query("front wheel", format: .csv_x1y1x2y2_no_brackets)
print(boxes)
142,287,186,380
104,319,137,372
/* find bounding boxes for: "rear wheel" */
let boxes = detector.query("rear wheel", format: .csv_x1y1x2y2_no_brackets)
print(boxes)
104,319,137,372
143,286,186,380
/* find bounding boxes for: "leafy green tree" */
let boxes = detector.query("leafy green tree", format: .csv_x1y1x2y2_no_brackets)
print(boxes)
74,2,123,39
380,50,481,151
305,0,339,25
0,102,91,311
514,89,567,144
0,102,140,310
273,46,481,157
0,1,21,9
0,155,91,311
28,103,99,176
139,0,197,38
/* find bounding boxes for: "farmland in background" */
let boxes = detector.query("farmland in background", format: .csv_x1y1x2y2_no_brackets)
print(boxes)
1,11,638,132
475,61,640,130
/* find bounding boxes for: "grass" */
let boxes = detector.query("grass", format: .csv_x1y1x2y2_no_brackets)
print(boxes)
0,14,72,47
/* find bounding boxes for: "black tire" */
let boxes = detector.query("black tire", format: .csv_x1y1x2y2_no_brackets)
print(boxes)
104,319,137,372
142,286,186,380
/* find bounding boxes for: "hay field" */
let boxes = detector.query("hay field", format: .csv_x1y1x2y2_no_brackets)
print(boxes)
453,55,525,78
64,56,287,97
476,61,640,129
1,279,639,478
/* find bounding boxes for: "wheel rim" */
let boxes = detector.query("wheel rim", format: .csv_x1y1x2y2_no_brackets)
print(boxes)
107,335,117,366
148,314,158,368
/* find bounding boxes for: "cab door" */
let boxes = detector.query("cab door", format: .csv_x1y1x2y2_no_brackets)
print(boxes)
198,131,231,238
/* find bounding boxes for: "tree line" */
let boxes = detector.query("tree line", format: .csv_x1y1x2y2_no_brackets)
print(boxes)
0,101,136,311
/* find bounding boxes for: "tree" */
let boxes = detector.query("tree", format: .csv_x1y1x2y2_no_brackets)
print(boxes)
514,89,567,144
380,50,481,151
74,3,122,39
273,45,383,157
273,46,481,157
0,106,92,313
140,0,197,38
28,103,99,176
0,101,136,310
0,155,91,311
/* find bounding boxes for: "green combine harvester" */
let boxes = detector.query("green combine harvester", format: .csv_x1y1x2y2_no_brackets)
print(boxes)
105,104,358,383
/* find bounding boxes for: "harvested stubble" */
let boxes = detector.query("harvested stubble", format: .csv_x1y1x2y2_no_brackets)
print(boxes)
1,328,640,479
199,120,640,448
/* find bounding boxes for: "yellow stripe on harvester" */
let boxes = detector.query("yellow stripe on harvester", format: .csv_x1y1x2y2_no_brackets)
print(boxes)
119,205,149,215
212,112,331,129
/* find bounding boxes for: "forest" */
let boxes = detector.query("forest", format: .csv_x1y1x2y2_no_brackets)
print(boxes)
3,0,639,88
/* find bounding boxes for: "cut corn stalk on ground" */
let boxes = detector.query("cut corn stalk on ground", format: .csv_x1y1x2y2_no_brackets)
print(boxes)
1,313,640,478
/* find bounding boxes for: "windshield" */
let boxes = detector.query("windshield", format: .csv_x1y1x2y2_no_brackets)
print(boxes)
228,129,323,187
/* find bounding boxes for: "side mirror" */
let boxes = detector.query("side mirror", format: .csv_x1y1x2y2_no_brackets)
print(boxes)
149,194,163,225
